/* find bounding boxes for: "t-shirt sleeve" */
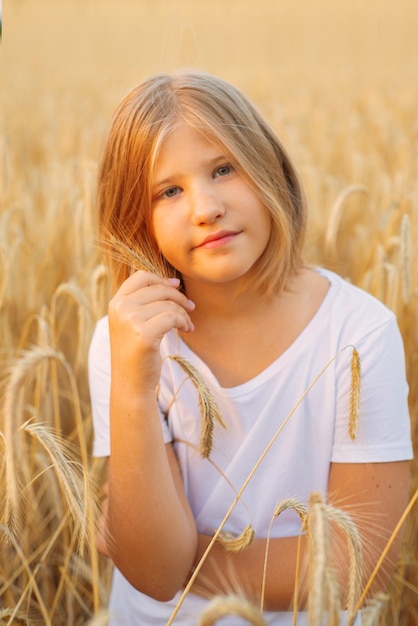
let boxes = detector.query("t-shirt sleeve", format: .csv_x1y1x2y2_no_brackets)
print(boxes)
88,316,172,458
331,315,413,463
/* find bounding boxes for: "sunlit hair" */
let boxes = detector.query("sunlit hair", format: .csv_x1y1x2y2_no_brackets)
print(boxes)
97,70,307,296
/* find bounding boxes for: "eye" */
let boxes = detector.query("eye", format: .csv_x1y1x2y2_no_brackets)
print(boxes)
214,164,233,178
161,186,181,199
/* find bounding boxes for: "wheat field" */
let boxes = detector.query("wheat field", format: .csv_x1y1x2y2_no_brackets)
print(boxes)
0,0,417,624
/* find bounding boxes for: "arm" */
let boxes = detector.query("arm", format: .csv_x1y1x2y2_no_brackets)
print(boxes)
189,460,410,610
104,270,198,601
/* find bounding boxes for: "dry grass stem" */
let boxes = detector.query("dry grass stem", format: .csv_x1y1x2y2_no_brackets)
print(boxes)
197,594,267,626
90,263,109,320
324,185,369,257
170,355,227,458
355,485,418,612
261,498,307,612
175,439,254,523
0,524,51,625
349,347,361,440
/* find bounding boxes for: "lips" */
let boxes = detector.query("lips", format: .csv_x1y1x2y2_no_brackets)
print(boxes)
195,230,240,250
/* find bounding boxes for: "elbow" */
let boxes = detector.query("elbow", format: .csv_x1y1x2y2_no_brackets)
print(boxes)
120,561,191,602
142,581,183,603
112,533,198,602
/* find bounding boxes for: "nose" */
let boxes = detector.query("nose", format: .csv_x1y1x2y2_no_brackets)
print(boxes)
190,183,225,225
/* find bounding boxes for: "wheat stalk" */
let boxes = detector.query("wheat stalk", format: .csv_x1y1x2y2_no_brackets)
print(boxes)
324,185,369,257
0,524,52,625
90,263,109,320
355,485,418,611
260,497,307,612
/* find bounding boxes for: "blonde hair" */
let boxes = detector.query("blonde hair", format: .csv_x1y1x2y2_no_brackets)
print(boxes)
97,70,307,296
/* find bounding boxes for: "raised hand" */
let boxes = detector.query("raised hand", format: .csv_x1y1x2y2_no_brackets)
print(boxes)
108,271,195,393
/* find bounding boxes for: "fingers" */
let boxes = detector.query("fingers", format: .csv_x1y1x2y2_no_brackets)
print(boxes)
108,270,195,359
113,271,194,316
117,271,180,296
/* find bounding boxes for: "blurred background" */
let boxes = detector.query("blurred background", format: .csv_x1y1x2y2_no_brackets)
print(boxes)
3,0,418,88
3,0,418,127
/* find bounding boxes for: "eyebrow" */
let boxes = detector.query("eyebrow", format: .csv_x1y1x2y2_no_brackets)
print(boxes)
152,155,230,189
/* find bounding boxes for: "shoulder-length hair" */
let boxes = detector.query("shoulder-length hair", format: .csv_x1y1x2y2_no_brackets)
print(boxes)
97,70,307,296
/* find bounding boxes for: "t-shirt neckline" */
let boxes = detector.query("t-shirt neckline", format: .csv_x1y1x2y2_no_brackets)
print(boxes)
176,267,337,394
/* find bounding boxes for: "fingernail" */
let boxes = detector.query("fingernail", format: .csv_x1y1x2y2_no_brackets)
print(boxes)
166,277,180,286
188,299,196,310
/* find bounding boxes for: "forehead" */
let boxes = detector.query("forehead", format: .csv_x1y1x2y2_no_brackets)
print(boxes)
152,121,228,178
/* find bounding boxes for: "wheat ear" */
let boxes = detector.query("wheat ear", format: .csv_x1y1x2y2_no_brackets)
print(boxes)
361,593,389,626
307,493,331,625
197,594,267,626
170,355,226,458
307,493,363,626
217,525,255,553
399,212,410,304
349,347,361,440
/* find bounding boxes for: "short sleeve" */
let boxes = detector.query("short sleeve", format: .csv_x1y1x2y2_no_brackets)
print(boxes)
88,316,172,458
331,316,413,463
88,317,112,457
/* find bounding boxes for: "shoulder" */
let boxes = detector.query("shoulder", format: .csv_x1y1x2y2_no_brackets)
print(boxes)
317,268,397,333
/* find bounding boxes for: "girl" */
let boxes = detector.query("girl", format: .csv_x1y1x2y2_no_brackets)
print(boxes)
88,71,413,625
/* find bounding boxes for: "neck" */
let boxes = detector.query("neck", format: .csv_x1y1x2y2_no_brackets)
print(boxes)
183,277,280,325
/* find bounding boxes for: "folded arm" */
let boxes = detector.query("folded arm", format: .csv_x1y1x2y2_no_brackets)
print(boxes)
188,460,410,610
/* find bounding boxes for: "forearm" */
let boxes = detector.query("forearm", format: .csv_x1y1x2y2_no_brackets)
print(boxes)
189,461,411,612
107,382,197,600
190,533,309,611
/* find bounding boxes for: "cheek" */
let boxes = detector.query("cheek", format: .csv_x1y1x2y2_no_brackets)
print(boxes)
150,212,175,260
150,210,165,249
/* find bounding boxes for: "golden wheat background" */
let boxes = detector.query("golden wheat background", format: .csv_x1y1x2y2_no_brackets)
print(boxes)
1,0,417,624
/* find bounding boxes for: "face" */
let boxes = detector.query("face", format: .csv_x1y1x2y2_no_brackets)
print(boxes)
151,122,271,292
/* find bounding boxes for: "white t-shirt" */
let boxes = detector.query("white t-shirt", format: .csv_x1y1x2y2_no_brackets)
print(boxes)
88,268,413,625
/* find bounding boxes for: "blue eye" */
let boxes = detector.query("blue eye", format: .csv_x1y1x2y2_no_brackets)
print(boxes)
214,164,233,178
162,187,180,199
